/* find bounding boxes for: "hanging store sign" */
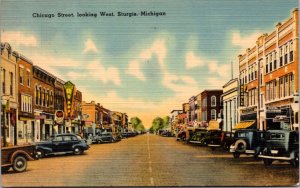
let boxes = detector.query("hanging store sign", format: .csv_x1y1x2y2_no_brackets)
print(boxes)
64,81,75,118
45,119,53,125
239,84,244,106
55,110,64,124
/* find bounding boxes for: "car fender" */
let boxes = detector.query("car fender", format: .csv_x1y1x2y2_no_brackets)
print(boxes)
290,150,299,159
36,146,53,154
72,143,84,149
10,150,35,164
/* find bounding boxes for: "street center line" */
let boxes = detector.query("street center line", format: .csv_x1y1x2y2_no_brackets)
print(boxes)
147,134,154,186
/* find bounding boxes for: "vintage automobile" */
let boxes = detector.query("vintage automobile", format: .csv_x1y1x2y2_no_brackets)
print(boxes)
161,130,174,137
258,130,299,167
114,132,122,142
176,130,186,141
2,144,37,173
36,133,89,158
207,131,235,150
188,130,208,145
93,132,116,143
229,129,267,158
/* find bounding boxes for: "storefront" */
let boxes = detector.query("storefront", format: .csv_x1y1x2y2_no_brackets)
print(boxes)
266,105,293,130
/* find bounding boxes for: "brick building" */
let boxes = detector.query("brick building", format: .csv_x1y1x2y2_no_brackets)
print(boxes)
17,54,35,144
201,90,223,128
238,8,298,131
32,65,55,141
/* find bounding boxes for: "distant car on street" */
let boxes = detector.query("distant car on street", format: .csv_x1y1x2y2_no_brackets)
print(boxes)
259,130,299,167
36,134,89,158
93,132,115,144
229,129,266,159
208,131,235,150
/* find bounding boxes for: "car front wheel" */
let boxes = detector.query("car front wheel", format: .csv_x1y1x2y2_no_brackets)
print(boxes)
12,156,27,172
74,147,83,155
36,149,45,158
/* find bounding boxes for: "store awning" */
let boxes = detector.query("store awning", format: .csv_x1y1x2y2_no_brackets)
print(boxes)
208,120,220,131
233,121,255,129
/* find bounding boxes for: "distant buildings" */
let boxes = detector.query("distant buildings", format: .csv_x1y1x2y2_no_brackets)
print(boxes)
1,42,128,147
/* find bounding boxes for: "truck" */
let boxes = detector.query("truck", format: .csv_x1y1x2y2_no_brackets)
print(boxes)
1,144,37,173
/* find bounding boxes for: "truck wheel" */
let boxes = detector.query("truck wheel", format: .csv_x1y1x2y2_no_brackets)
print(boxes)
1,166,11,173
97,140,102,144
233,152,240,158
12,156,27,172
263,159,272,166
74,147,83,155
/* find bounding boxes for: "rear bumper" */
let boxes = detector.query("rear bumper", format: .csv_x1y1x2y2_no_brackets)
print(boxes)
208,144,221,147
258,155,292,161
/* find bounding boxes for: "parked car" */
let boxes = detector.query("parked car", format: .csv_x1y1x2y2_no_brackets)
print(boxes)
207,131,235,150
93,132,115,144
229,129,267,159
188,130,208,145
114,132,122,142
1,144,37,173
161,130,174,137
36,134,89,158
258,130,299,167
176,130,186,141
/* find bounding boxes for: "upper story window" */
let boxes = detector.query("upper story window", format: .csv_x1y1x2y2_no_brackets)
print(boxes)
211,109,216,120
273,51,277,70
279,47,283,67
269,54,273,72
202,98,207,107
289,42,294,62
19,67,24,85
27,70,30,87
2,69,5,94
284,45,288,65
265,57,269,74
35,86,38,105
211,96,216,107
9,72,13,95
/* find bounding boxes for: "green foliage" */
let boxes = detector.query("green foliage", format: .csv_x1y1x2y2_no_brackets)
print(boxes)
150,116,170,131
130,117,145,131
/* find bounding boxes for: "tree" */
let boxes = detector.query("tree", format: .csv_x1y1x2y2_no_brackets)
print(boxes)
130,117,145,131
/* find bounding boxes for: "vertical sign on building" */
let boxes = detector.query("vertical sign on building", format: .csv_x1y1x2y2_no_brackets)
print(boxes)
64,81,75,118
240,84,244,106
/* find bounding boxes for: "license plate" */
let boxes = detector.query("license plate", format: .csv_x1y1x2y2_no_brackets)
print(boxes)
271,150,278,154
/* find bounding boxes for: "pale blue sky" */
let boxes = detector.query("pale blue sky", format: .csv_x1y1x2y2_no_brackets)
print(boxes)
0,0,297,127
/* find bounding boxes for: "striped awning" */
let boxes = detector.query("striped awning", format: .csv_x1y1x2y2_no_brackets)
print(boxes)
233,121,255,129
208,120,220,131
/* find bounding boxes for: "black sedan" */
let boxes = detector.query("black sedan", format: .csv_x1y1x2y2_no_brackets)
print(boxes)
36,134,90,158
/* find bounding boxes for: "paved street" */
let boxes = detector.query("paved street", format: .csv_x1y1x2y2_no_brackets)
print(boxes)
2,133,299,187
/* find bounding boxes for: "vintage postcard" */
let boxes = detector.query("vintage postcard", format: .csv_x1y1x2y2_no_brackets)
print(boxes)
0,0,299,187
